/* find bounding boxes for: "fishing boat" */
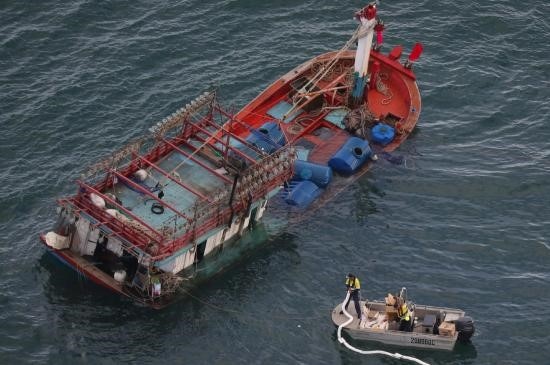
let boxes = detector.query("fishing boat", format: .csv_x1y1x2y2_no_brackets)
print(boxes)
235,3,422,209
332,288,475,351
41,2,422,307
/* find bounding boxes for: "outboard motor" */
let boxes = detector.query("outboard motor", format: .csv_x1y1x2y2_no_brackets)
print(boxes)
455,316,475,342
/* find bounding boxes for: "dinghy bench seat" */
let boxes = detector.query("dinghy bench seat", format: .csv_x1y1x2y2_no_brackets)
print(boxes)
421,314,437,334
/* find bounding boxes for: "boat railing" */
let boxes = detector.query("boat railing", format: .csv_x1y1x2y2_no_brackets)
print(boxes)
72,185,164,249
152,146,296,260
80,137,146,182
66,91,296,259
79,91,218,188
80,90,283,197
59,200,149,260
65,197,157,253
149,91,217,140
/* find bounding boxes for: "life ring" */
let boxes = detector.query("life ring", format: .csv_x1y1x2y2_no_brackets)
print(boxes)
151,203,164,215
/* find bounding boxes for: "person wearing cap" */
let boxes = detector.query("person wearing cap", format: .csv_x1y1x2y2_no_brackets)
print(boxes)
340,273,362,321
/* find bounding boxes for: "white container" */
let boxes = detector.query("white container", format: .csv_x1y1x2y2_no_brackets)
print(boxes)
90,193,106,209
114,270,126,283
134,169,148,182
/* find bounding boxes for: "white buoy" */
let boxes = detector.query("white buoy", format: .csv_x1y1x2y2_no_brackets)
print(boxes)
134,169,148,182
90,193,106,210
114,270,126,283
105,209,118,218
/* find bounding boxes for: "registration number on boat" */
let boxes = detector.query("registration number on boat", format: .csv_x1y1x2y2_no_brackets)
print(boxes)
410,337,435,346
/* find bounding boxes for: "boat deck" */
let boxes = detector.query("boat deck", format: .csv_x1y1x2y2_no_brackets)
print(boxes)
112,143,229,231
332,300,464,351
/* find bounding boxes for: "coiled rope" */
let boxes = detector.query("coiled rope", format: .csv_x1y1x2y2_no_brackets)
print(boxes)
376,72,393,105
337,292,431,365
282,25,363,120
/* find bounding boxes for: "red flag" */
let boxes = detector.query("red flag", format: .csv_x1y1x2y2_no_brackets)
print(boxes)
408,42,423,62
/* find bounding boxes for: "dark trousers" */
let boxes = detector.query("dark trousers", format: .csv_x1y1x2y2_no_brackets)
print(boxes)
345,290,361,319
399,318,412,332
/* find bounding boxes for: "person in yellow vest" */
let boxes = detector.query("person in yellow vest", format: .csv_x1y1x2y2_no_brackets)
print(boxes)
394,297,412,331
340,273,362,321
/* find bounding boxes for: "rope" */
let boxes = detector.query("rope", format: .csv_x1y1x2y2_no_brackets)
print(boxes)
179,287,329,321
376,72,393,105
337,292,431,365
151,104,253,191
283,26,363,120
164,112,222,177
300,26,361,93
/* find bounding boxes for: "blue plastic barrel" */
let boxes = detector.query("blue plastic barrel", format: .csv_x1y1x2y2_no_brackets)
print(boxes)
258,121,285,146
371,123,395,145
246,121,286,154
293,160,332,188
328,137,372,175
229,139,260,164
283,180,321,208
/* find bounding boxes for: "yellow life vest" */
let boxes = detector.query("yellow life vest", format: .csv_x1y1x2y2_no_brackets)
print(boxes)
345,277,361,290
397,303,410,321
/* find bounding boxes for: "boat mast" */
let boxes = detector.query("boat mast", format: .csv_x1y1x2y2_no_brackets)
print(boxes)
351,3,377,106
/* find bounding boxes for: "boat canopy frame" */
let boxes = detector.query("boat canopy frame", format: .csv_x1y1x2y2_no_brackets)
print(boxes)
62,92,297,259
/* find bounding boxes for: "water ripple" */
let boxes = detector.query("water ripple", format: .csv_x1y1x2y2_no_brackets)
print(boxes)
1,0,550,364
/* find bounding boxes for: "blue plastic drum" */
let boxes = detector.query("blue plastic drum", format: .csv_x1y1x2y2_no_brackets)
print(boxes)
246,121,286,154
284,180,321,208
371,123,395,146
328,137,372,175
293,160,332,188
